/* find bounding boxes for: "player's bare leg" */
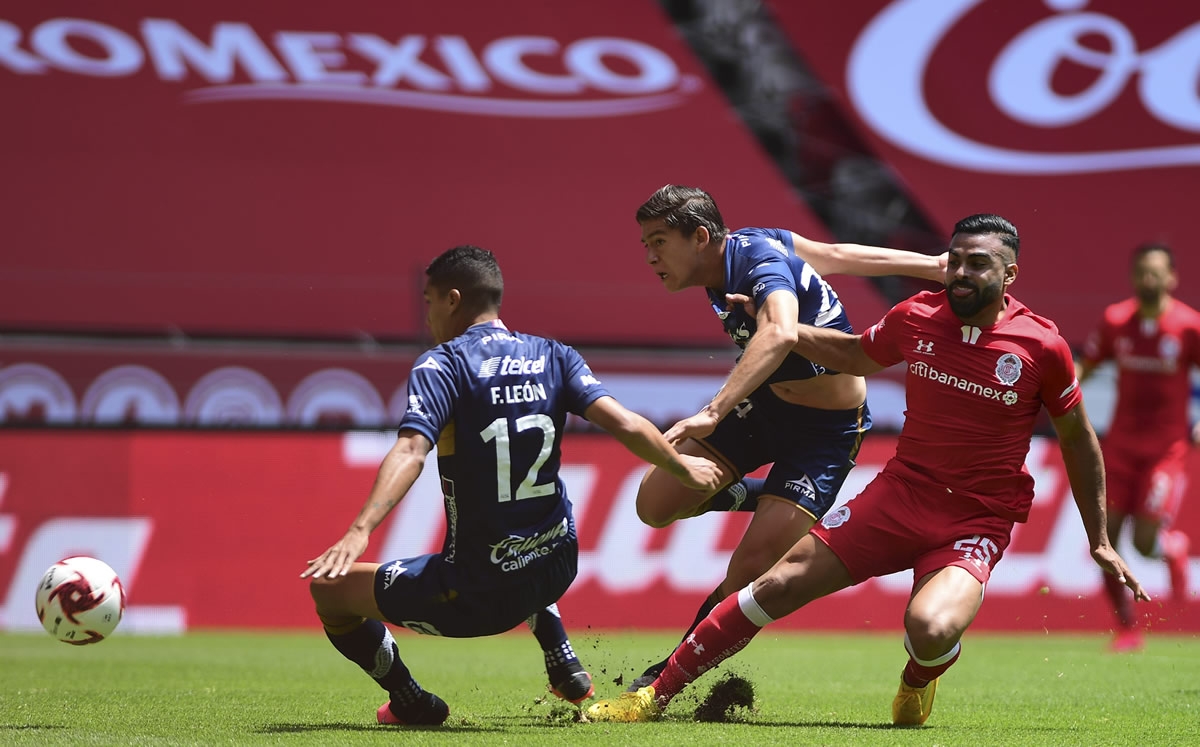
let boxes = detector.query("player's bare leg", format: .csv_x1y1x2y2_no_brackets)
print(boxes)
1101,510,1143,651
591,535,852,722
892,566,981,726
634,439,741,527
1131,514,1191,603
310,563,449,726
630,498,814,688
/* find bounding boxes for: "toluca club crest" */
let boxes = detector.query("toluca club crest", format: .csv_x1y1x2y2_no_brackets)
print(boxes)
995,353,1023,385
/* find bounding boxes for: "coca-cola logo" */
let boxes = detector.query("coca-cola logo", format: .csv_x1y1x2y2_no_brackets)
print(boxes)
0,17,701,118
848,0,1200,173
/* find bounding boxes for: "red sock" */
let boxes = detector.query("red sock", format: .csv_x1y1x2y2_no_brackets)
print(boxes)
902,641,961,688
1102,571,1135,628
653,588,767,703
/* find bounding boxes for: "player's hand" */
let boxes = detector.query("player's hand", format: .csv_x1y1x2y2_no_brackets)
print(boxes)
1092,545,1150,602
675,453,724,492
301,529,370,579
725,293,757,317
665,409,721,444
935,251,949,277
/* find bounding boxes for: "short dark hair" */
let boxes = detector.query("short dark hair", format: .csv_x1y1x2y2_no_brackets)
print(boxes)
953,213,1020,259
1132,242,1174,269
635,184,728,242
425,245,503,312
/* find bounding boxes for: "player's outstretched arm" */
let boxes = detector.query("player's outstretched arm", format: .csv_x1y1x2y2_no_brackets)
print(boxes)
793,324,886,377
584,396,723,493
1051,403,1150,601
301,430,432,579
789,231,946,282
669,290,801,444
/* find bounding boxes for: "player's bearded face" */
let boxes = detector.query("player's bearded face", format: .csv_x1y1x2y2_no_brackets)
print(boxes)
947,274,1003,318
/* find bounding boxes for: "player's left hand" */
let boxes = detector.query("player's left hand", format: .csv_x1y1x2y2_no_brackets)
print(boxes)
1092,545,1150,602
301,529,370,579
665,409,721,444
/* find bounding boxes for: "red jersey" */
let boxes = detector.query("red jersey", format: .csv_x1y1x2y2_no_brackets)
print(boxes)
861,291,1082,522
1081,297,1200,455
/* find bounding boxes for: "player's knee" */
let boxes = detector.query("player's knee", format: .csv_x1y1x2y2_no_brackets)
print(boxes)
904,613,962,655
636,498,676,528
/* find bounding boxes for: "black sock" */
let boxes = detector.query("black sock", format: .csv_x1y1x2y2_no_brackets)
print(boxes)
325,619,424,703
642,589,722,678
527,604,580,680
706,478,765,513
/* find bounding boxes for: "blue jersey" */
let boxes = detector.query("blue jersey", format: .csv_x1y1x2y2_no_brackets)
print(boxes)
707,227,854,384
396,320,609,579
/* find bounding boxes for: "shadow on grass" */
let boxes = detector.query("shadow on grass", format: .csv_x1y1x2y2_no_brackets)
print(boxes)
0,725,68,731
257,722,502,735
729,720,1077,733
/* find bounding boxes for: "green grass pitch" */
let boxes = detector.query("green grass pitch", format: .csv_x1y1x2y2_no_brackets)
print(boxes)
2,630,1197,745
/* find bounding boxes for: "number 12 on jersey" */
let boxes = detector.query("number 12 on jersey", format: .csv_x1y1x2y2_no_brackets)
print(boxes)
479,415,556,502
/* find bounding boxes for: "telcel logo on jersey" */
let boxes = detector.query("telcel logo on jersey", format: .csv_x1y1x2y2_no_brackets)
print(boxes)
1,18,700,118
478,355,546,377
489,518,569,572
909,360,1018,405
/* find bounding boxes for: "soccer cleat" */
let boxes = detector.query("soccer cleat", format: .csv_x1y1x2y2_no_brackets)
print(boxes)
376,691,450,726
891,676,938,726
1109,628,1144,654
1163,530,1191,602
585,685,661,723
549,660,595,704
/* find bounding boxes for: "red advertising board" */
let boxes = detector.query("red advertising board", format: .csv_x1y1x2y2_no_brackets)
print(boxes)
768,0,1200,345
0,431,1194,634
0,2,891,346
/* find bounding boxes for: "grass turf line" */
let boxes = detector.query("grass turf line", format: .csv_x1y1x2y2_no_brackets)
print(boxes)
1,631,1197,745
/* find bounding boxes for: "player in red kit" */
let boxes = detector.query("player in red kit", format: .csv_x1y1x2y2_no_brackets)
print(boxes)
1080,244,1199,653
586,214,1149,726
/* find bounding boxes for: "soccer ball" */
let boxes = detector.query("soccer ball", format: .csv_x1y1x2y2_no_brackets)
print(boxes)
35,556,127,645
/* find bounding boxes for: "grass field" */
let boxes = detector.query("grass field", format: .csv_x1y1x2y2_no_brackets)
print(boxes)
2,629,1197,746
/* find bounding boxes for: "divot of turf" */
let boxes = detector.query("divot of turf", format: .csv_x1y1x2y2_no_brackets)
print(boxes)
693,673,756,722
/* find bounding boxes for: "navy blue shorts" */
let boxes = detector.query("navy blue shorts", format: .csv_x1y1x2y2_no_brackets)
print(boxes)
702,388,870,521
372,540,577,638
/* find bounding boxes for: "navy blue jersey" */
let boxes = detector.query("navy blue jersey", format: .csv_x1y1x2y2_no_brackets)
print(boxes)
397,320,609,579
707,227,855,384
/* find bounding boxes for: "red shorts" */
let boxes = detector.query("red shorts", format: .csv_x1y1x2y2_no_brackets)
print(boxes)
1103,440,1189,524
811,468,1015,586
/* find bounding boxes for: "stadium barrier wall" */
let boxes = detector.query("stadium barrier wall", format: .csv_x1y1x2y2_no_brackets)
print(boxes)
0,430,1194,635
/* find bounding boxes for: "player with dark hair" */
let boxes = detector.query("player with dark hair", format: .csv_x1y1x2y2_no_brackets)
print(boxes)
302,245,722,726
1080,242,1198,652
587,214,1148,725
624,184,944,689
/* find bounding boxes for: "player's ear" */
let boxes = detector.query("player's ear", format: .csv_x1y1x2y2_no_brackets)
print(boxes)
1003,261,1019,288
446,288,463,310
694,225,710,248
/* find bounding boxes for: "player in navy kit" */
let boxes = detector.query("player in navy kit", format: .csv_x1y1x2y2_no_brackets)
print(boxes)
626,185,945,688
588,213,1148,726
302,245,722,726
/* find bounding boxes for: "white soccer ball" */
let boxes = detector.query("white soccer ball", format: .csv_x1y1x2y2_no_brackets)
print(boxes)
35,556,127,645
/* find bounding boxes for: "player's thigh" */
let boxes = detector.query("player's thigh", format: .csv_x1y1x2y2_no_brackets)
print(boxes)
905,565,984,642
309,562,385,620
637,437,738,510
725,498,816,589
